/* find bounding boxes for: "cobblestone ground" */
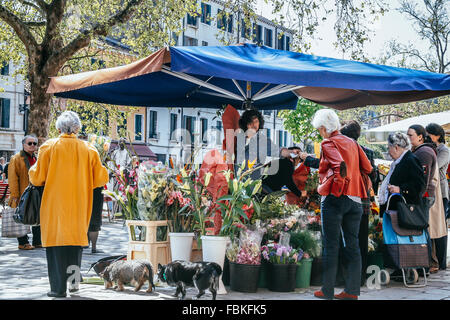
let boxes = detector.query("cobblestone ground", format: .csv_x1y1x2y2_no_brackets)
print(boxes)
1,217,450,300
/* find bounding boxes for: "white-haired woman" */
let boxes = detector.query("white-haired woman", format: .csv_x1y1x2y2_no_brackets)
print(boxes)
29,111,109,298
311,109,372,301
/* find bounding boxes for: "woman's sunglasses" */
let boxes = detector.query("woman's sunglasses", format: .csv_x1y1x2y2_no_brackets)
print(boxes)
27,142,37,146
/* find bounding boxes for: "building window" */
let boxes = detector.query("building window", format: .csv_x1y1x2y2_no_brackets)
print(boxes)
170,113,178,140
216,120,222,144
286,36,290,51
156,153,166,163
171,32,179,46
0,98,10,128
183,115,196,144
184,36,198,46
217,10,233,33
0,62,9,76
254,24,263,45
278,34,285,50
241,18,251,39
277,130,283,146
149,110,158,139
201,118,208,143
202,41,208,46
186,13,198,27
135,114,143,141
201,3,211,25
267,128,271,140
264,28,273,47
284,131,288,147
117,112,127,135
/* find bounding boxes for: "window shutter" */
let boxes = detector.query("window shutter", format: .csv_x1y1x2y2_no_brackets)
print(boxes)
2,98,10,128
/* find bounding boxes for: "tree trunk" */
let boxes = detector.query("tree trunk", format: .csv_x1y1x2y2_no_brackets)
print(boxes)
28,73,53,145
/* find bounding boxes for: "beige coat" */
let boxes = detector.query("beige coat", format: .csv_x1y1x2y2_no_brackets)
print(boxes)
428,165,447,239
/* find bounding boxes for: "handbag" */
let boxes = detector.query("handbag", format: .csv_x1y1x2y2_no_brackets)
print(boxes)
390,193,428,231
13,184,44,226
1,207,30,238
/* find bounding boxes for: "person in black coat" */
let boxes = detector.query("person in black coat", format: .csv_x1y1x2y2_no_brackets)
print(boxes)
262,147,303,197
378,132,426,215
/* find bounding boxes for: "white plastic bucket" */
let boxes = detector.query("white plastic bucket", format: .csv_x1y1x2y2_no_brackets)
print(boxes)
201,235,230,294
169,232,195,262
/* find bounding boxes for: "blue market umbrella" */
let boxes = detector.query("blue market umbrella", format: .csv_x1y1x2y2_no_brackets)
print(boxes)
47,43,450,110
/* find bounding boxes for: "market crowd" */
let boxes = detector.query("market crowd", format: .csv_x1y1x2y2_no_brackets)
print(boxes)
2,107,449,300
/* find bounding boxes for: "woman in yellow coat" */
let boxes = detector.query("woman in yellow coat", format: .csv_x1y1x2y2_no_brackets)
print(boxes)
29,111,109,298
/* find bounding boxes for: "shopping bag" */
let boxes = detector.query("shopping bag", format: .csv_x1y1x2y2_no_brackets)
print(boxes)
1,207,30,238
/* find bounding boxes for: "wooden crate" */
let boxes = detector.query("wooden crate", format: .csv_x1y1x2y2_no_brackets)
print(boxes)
126,220,171,269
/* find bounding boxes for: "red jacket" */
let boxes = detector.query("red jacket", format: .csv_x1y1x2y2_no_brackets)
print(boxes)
286,163,310,205
318,131,372,198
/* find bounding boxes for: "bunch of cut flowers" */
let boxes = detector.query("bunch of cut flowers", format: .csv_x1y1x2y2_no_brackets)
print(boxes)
226,223,266,265
88,134,111,165
261,242,303,264
264,216,299,242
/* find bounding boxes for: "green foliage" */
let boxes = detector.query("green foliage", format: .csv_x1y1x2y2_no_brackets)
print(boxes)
279,98,324,144
48,100,135,139
288,229,321,258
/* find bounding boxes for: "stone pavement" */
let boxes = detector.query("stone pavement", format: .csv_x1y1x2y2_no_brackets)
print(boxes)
2,217,450,300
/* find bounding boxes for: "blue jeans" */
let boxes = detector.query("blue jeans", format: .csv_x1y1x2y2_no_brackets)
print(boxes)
321,195,363,298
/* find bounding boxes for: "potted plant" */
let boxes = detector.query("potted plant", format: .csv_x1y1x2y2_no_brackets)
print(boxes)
172,166,214,262
289,230,320,288
261,243,300,292
201,162,263,294
227,225,265,293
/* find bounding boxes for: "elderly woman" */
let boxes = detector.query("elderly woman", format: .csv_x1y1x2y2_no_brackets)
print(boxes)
29,111,109,298
378,132,426,214
312,109,372,301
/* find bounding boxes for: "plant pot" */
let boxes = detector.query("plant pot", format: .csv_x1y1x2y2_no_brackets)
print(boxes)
201,235,230,294
295,258,313,288
267,263,297,292
169,232,194,262
310,256,323,286
258,260,269,288
222,256,230,286
229,262,260,293
367,251,384,270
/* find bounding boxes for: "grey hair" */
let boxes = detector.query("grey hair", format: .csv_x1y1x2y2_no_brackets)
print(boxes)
55,111,82,134
387,132,411,150
22,134,38,145
312,109,341,134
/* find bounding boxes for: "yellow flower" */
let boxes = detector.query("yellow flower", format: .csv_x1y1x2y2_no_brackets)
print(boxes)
204,172,212,187
252,180,262,195
233,179,238,191
248,158,257,169
181,168,188,178
103,142,110,152
223,170,232,183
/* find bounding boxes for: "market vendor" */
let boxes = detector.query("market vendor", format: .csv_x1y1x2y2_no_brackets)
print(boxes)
235,109,298,180
285,147,311,205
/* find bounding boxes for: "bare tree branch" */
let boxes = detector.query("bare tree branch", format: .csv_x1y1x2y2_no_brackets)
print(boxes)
0,5,39,58
44,0,144,75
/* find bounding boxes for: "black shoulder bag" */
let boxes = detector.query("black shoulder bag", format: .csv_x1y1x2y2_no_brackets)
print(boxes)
13,184,44,226
391,193,428,231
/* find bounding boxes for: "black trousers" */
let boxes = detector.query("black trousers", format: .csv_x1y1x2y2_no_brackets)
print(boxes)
46,246,83,294
17,226,41,246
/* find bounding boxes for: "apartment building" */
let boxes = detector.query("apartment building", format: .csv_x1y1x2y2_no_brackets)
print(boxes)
0,61,26,161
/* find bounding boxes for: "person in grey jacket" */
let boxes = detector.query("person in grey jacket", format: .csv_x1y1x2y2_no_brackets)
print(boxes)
426,123,450,218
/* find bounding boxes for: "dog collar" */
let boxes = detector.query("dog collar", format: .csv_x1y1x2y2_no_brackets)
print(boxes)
163,272,167,281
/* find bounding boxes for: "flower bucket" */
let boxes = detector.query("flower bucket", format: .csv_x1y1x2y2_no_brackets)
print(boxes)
267,263,297,292
310,256,323,286
295,258,313,288
229,262,260,293
201,235,230,294
258,260,269,288
367,251,384,270
222,256,230,286
169,232,195,262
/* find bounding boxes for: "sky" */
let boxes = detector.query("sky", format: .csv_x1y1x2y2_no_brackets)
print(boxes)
256,0,429,61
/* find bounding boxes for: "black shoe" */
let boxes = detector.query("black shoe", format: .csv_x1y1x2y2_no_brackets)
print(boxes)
47,291,67,298
91,248,104,254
